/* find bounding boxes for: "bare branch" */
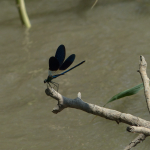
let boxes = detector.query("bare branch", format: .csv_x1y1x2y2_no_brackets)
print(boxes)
124,134,146,150
138,55,150,113
45,87,150,128
127,126,150,136
44,55,150,149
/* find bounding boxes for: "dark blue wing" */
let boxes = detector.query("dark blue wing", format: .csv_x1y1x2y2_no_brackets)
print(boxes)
55,45,66,67
59,54,75,70
49,56,59,71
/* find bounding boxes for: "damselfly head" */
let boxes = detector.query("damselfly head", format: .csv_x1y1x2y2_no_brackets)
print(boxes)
44,75,53,83
44,79,47,83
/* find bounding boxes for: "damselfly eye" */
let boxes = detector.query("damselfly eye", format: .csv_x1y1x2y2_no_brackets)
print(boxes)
44,79,47,83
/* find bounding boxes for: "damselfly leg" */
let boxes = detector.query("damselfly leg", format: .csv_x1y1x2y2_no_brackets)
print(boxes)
51,81,59,92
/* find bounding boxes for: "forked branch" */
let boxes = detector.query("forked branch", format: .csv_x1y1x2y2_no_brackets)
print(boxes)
45,56,150,150
45,87,150,128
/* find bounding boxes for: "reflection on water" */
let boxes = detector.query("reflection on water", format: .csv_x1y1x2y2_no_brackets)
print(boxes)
23,29,32,60
0,0,150,150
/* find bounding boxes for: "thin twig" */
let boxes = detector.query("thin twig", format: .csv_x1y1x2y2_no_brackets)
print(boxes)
91,0,98,9
124,134,146,150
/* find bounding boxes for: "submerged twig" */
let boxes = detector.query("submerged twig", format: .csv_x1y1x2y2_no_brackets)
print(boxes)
16,0,31,28
91,0,98,9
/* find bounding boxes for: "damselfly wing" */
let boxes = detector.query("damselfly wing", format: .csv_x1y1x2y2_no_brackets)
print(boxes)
44,44,85,90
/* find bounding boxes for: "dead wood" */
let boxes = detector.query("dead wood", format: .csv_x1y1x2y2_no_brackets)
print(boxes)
45,56,150,150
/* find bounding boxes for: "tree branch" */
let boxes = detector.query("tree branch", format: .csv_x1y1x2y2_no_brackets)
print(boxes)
45,55,150,150
127,126,150,136
45,88,150,128
124,134,146,150
138,55,150,113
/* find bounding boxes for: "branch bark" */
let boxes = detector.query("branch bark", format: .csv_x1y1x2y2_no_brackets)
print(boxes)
45,88,150,128
127,126,150,136
138,55,150,113
124,134,146,150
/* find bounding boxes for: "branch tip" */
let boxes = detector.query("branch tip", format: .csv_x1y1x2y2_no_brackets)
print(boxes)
78,92,81,98
140,55,143,61
127,126,132,132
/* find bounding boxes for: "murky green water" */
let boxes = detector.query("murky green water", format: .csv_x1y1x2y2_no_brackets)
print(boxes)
1,0,150,149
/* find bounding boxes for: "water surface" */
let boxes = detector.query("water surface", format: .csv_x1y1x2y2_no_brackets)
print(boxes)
0,0,150,149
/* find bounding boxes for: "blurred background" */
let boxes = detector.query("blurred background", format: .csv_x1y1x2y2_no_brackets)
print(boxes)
0,0,150,149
